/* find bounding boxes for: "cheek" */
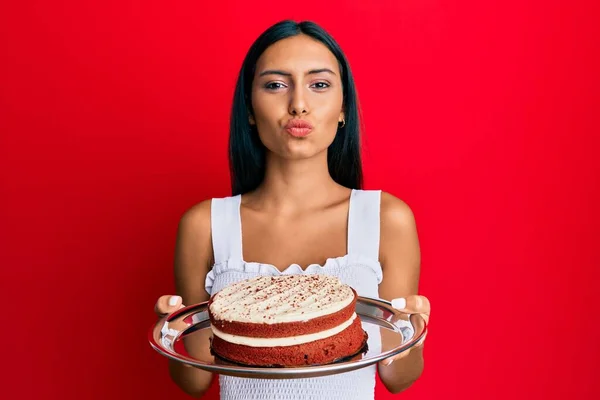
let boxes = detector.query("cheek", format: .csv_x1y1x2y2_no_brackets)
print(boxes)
320,102,343,136
251,104,281,149
316,91,343,120
252,89,279,113
252,99,283,132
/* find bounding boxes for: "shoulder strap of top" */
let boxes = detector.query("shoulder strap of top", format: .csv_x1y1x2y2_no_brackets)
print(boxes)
210,195,243,264
347,189,381,261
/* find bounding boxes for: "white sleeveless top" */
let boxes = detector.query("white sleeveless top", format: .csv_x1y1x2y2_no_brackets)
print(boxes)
205,189,384,400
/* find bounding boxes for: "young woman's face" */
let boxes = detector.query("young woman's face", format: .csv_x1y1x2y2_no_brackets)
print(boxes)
251,34,344,160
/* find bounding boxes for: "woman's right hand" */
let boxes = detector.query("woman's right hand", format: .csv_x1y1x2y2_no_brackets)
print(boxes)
153,295,199,372
154,295,185,317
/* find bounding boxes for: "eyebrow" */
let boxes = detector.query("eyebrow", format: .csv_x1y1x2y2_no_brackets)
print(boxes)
258,68,336,77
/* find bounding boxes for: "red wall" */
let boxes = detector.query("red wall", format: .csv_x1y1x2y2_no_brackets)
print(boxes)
1,1,599,399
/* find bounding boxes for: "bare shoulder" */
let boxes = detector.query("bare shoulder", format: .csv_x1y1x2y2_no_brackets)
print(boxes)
179,198,212,232
378,191,420,278
380,191,417,233
176,198,213,266
174,199,214,303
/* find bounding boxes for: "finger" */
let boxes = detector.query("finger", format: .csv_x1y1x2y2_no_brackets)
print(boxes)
381,349,411,366
155,295,184,316
381,332,428,367
391,295,430,318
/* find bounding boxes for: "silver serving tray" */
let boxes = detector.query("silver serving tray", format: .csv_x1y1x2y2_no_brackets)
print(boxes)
148,296,427,379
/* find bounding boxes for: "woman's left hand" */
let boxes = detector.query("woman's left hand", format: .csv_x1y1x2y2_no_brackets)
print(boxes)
381,294,431,366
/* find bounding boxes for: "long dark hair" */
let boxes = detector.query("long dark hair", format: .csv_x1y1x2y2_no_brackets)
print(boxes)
229,20,363,195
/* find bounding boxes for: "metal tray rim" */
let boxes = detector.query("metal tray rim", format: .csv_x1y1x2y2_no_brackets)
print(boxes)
148,296,427,379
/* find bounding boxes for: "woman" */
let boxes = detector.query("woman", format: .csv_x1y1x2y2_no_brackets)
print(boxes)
154,20,431,399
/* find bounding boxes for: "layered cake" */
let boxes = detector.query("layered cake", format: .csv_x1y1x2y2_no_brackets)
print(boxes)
207,274,368,367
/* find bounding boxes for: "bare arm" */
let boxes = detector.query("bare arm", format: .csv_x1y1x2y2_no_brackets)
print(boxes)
377,192,425,394
167,200,215,398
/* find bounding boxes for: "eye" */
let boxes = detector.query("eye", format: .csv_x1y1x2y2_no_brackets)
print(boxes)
311,82,330,90
264,82,287,90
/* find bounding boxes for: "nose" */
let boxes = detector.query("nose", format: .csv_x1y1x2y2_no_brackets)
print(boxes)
288,86,309,115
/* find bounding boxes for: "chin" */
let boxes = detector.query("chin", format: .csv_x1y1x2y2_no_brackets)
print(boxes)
283,142,329,160
262,134,335,161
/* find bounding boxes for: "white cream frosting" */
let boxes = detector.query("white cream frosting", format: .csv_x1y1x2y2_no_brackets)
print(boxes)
211,313,357,347
209,275,355,324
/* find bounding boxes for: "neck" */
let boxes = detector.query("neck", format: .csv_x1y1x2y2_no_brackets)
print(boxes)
252,151,341,212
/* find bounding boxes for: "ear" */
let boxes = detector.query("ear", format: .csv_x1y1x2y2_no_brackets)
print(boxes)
249,113,256,125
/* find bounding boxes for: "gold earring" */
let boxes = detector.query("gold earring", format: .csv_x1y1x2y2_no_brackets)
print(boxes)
338,119,345,128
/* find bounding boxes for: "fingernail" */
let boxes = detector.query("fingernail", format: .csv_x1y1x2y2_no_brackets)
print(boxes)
168,296,181,306
392,298,406,310
387,359,394,366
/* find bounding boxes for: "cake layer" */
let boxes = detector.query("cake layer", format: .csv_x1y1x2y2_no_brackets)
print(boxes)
210,316,368,367
208,275,354,324
211,313,357,346
209,293,356,338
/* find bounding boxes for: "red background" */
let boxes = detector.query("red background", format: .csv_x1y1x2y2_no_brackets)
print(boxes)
1,1,599,399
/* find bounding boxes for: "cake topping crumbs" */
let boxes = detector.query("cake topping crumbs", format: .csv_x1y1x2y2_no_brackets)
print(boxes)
210,274,354,324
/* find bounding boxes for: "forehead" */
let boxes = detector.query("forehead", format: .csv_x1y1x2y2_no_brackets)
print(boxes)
255,34,340,75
